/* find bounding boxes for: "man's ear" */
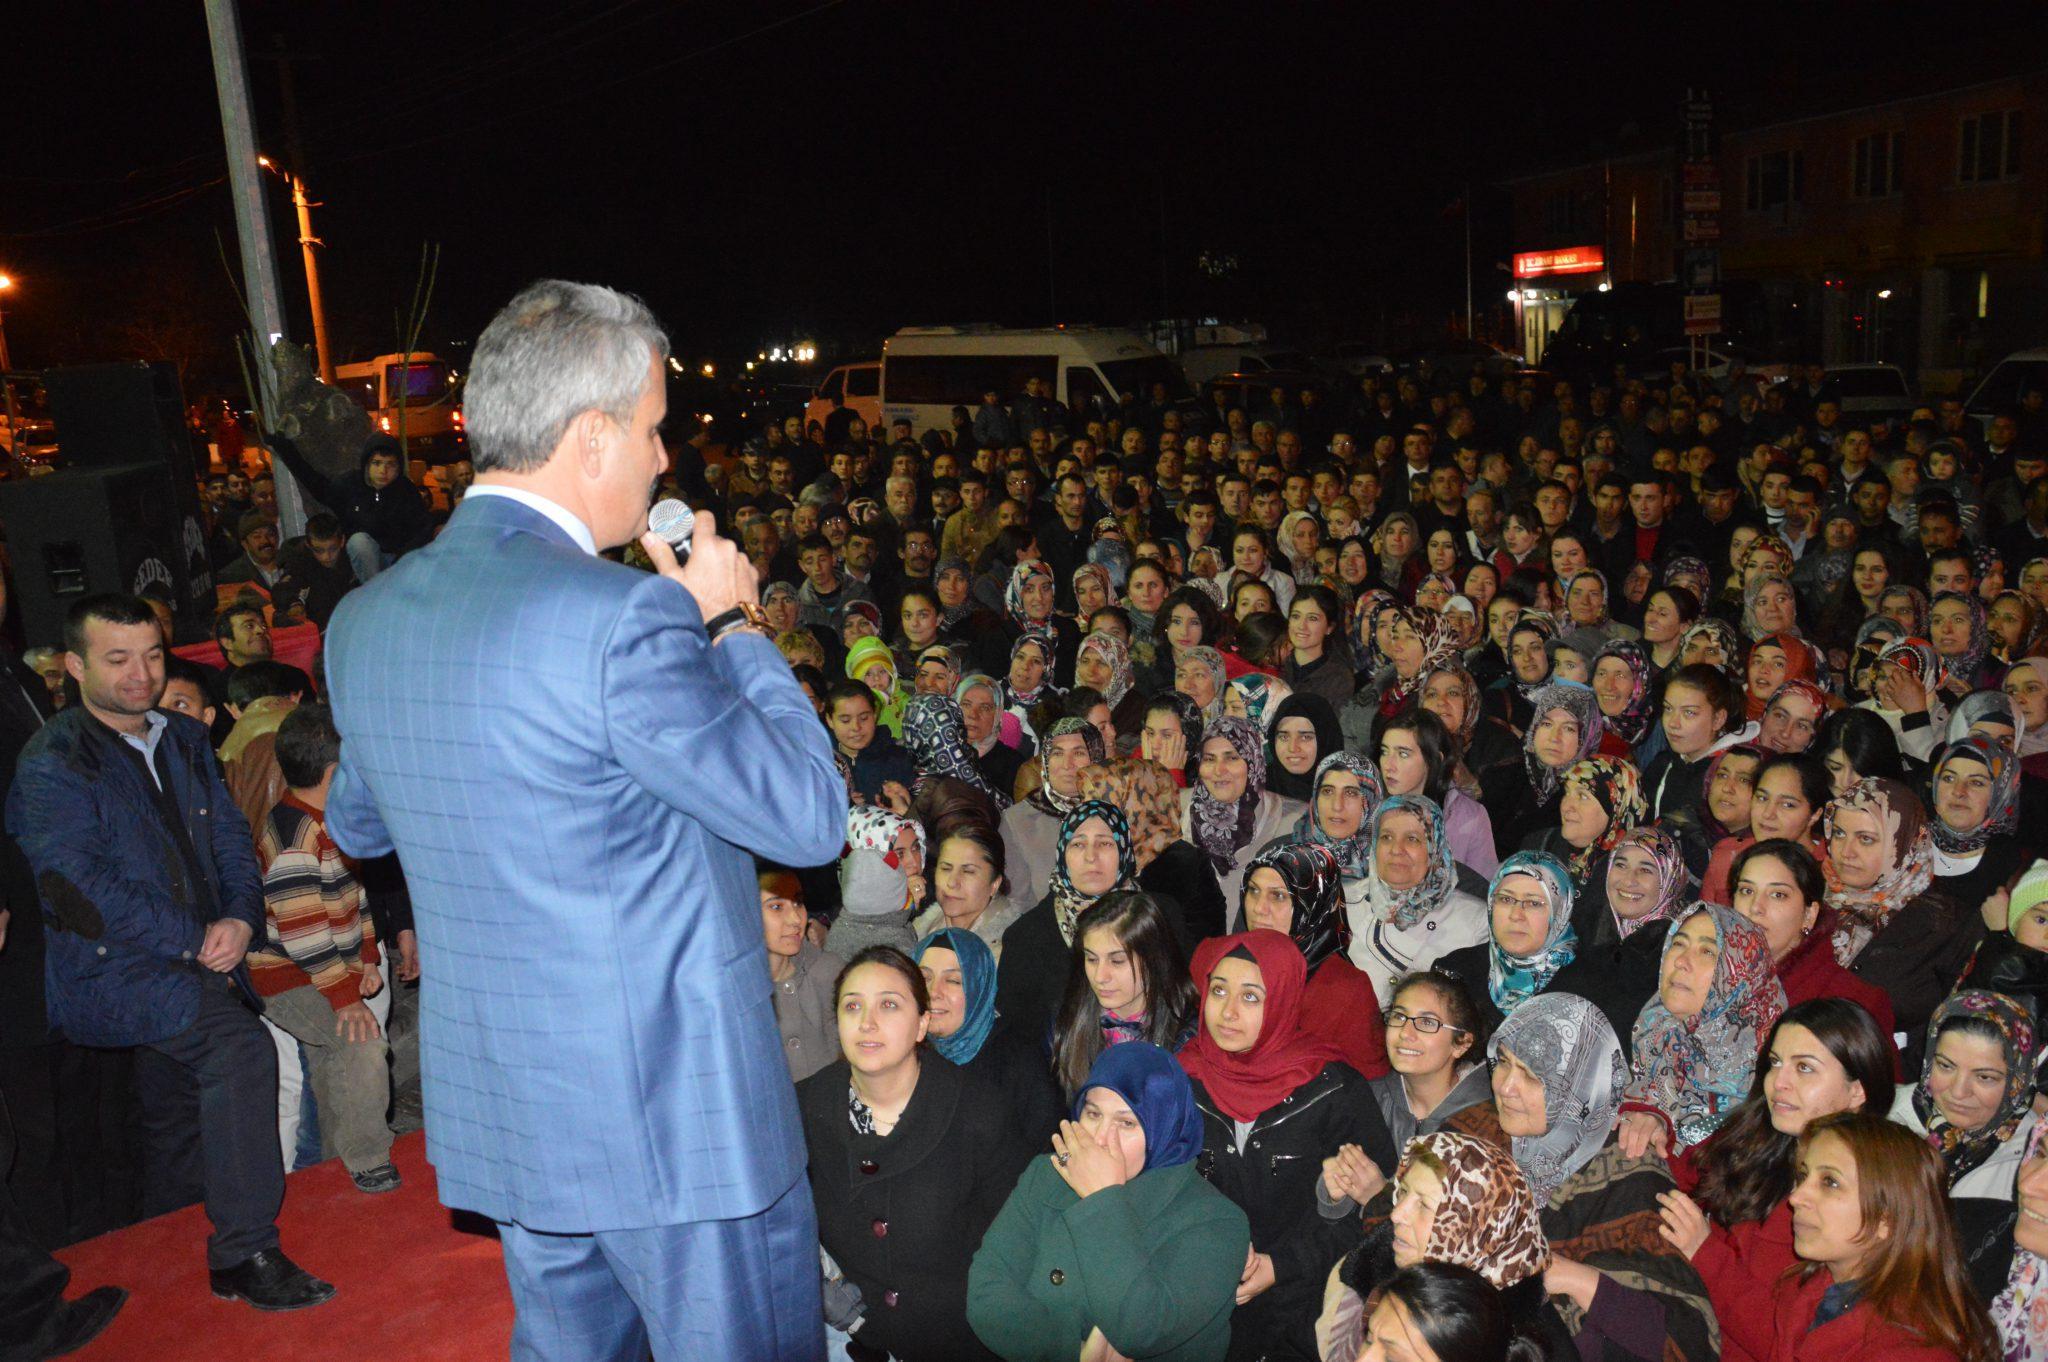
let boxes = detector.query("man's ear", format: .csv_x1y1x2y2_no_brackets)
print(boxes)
573,409,610,480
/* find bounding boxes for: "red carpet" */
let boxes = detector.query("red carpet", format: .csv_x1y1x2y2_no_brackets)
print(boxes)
55,1132,514,1360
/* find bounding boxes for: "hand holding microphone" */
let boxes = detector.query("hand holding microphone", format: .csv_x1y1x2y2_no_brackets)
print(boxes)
641,497,760,630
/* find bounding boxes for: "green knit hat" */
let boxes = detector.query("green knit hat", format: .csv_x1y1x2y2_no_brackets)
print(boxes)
845,635,896,689
2009,859,2048,933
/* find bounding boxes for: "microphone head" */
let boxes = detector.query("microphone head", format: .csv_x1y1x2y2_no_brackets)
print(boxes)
647,497,695,548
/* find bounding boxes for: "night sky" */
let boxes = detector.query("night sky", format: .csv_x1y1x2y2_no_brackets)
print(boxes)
8,1,2046,393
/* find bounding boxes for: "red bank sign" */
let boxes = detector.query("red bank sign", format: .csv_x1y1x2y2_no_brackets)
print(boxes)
1513,246,1606,280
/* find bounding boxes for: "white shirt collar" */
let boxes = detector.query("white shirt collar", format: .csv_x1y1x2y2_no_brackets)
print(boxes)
465,485,597,555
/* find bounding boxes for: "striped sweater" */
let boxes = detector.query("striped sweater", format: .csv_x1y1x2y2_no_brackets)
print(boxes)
252,792,379,1008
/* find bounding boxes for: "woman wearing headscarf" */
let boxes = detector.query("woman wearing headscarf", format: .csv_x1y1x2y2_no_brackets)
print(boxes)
1068,562,1114,627
1179,930,1397,1362
1291,749,1385,880
1340,606,1460,754
1072,629,1138,727
1263,693,1345,804
1722,838,1896,1040
1617,903,1787,1157
997,715,1102,907
1420,663,1522,799
1479,614,1557,736
1181,715,1303,915
999,635,1061,742
1490,682,1604,857
1740,631,1823,725
1371,510,1425,600
967,1043,1251,1362
1823,775,1979,1049
1879,582,1932,638
1929,733,2028,918
1238,842,1388,1080
1174,644,1231,726
1346,794,1491,1004
1890,990,2041,1303
1524,755,1645,895
1560,569,1638,644
828,806,925,959
1738,572,1802,644
1374,705,1498,876
1674,617,1744,694
1487,994,1719,1362
1224,672,1293,735
1994,1118,2048,1362
1316,1132,1562,1362
957,672,1032,798
1546,828,1694,1052
916,926,1060,1145
1930,589,2001,697
2005,655,2048,779
903,692,1011,814
994,800,1141,1045
1435,852,1579,1037
1856,634,1952,763
1590,639,1664,769
1078,758,1227,945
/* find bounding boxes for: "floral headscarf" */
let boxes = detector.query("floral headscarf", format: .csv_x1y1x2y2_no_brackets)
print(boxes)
1291,750,1384,880
1004,634,1056,708
1071,563,1114,616
1626,903,1788,1150
1227,673,1292,733
1189,716,1269,877
1664,556,1712,604
1931,589,1993,682
1385,607,1460,710
1914,990,2038,1187
1678,616,1745,688
1362,794,1458,931
1991,1115,2048,1359
1522,682,1605,802
1697,744,1764,844
1562,570,1613,630
1394,1132,1551,1289
1076,630,1135,708
1027,716,1105,818
1050,800,1138,945
1560,755,1645,883
1929,735,2023,855
1881,585,1932,639
1005,559,1057,638
1077,758,1182,865
1824,776,1936,965
1604,827,1692,939
1874,635,1950,699
1242,841,1347,970
1485,852,1578,1011
1591,639,1656,746
1489,993,1629,1201
1178,645,1229,724
902,693,1008,808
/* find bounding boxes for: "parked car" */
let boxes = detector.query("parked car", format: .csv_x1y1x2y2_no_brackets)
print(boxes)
1633,343,1791,386
1824,363,1915,421
1319,341,1394,378
1963,347,2048,432
1178,342,1320,388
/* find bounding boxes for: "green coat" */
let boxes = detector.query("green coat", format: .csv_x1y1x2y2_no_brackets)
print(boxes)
967,1155,1251,1362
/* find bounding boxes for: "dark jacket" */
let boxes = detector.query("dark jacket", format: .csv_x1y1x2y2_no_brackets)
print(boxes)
5,708,264,1047
960,1016,1063,1150
0,657,53,1048
269,433,435,558
797,1055,1031,1362
1849,889,1980,1060
994,894,1071,1047
1541,897,1674,1061
967,1156,1250,1362
1190,1061,1395,1362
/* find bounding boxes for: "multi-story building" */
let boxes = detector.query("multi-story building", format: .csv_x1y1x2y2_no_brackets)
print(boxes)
1502,68,2048,388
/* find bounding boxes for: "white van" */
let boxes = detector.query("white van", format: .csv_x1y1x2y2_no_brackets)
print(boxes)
874,325,1189,438
333,351,465,462
803,360,882,438
1963,347,2048,432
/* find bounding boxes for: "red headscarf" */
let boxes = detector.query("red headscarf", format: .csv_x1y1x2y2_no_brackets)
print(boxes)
1178,929,1343,1122
1746,631,1822,720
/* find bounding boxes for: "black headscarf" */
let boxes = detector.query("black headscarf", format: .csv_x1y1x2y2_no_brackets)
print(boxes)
1262,692,1344,802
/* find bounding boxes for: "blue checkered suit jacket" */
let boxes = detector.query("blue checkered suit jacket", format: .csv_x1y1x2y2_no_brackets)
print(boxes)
322,493,845,1231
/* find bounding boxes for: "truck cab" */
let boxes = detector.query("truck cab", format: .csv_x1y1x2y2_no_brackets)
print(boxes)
333,352,466,463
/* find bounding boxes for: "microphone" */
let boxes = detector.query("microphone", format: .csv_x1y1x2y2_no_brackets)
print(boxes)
647,497,696,562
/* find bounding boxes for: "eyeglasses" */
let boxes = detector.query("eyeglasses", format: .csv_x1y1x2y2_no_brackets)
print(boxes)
1383,1007,1468,1036
1489,892,1550,916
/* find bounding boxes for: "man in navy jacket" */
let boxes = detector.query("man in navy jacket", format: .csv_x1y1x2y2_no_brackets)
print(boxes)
7,593,332,1311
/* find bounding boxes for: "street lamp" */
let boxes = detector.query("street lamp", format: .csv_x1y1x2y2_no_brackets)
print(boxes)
0,273,13,372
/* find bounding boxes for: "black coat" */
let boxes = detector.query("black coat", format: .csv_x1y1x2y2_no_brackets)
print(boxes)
797,1055,1030,1362
0,657,53,1048
959,1016,1062,1150
1191,1061,1396,1362
1850,890,1981,1058
993,895,1069,1047
268,433,434,557
1543,894,1672,1062
1138,841,1228,944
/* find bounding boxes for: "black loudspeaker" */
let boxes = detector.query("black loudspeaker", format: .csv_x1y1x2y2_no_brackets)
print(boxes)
0,463,205,647
42,361,203,482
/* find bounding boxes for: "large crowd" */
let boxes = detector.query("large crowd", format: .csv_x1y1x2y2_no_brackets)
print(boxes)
6,346,2048,1362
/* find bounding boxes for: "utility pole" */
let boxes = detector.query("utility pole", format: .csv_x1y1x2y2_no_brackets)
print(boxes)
1463,181,1474,339
204,0,308,536
265,34,334,383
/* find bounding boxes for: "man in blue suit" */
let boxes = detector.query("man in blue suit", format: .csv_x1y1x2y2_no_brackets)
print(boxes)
321,280,846,1361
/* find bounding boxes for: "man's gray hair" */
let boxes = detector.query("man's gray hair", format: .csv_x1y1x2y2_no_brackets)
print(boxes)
463,280,670,474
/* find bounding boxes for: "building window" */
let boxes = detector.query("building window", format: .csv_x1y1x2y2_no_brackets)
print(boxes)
1851,131,1904,197
1744,150,1804,211
1959,110,2022,183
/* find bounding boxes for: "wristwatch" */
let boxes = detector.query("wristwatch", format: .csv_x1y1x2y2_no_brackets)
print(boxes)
707,602,770,642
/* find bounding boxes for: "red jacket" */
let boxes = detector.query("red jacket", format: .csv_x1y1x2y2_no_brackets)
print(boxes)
1695,1259,1962,1362
1299,955,1389,1080
1685,1198,1797,1362
1775,908,1899,1048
